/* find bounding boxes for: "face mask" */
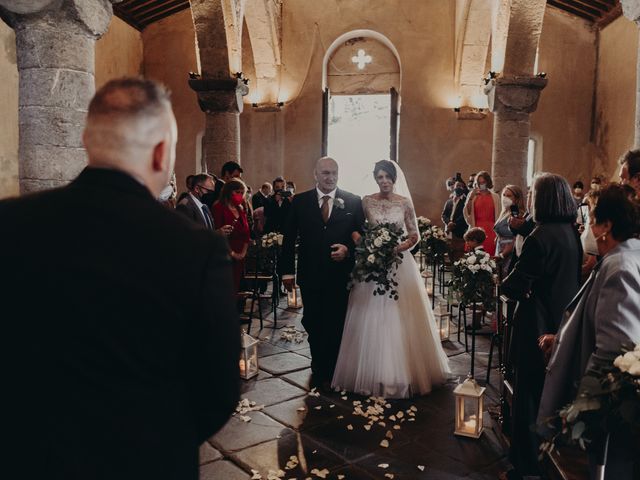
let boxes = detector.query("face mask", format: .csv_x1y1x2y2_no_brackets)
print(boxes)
591,183,600,191
501,197,513,209
287,187,295,194
158,184,174,202
454,187,465,196
478,184,488,191
201,192,217,207
574,188,583,195
231,193,245,206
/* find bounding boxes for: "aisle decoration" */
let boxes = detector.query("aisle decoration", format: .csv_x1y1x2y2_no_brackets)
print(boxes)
449,249,497,312
239,332,259,380
454,376,486,439
542,343,640,454
418,217,448,263
261,232,284,250
350,222,406,300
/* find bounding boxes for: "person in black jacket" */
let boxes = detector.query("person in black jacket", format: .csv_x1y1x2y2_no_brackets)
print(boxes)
282,157,364,388
501,173,582,480
442,179,468,260
1,78,240,480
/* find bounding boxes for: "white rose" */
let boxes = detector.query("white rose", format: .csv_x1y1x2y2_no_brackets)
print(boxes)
276,234,284,246
634,343,640,353
467,255,477,265
367,254,376,264
614,352,637,372
480,257,487,264
374,237,383,248
489,260,497,270
629,360,640,377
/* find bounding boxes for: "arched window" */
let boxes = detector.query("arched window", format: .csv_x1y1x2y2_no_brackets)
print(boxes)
527,134,543,187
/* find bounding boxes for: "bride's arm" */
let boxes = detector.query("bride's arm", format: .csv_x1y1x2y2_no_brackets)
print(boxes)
397,199,419,253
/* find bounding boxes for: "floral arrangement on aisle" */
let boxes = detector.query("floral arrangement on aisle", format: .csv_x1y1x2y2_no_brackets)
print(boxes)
350,222,406,300
261,232,284,250
449,249,497,311
542,343,640,453
418,216,448,262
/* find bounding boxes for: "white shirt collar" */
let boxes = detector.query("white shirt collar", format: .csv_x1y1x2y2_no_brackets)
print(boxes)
189,192,205,209
316,187,337,200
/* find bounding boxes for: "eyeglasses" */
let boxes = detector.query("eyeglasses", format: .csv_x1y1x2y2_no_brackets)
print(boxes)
198,185,215,193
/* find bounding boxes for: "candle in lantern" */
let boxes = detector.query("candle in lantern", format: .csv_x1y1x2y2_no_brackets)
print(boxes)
463,415,477,432
239,359,246,376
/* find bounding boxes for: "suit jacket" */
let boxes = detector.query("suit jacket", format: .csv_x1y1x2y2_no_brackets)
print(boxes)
0,168,240,480
176,193,212,229
538,238,640,426
264,195,292,233
442,194,468,239
252,192,269,210
502,223,582,368
281,188,364,290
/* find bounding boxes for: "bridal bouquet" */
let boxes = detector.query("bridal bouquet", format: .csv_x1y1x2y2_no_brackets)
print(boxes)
419,220,448,262
350,222,406,300
261,232,284,249
542,343,640,453
449,250,497,311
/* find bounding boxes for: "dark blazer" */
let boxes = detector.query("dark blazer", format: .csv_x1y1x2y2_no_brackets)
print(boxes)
264,195,292,233
176,193,212,229
251,191,269,210
282,188,364,290
442,195,468,238
1,168,240,480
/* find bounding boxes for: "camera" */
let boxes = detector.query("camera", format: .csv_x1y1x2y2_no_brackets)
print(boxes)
276,189,292,198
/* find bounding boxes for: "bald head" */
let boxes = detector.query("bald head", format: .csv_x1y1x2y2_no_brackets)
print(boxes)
83,77,177,197
315,156,339,193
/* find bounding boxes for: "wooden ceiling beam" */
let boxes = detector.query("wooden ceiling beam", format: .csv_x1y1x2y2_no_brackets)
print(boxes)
548,0,596,21
596,2,623,28
133,0,188,22
552,0,602,17
567,0,609,13
138,3,190,29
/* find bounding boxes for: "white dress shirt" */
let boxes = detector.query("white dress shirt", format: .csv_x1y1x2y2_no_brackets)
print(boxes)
317,186,337,218
189,192,209,224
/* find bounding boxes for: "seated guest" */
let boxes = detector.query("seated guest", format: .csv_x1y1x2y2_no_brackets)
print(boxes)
463,227,486,252
463,170,501,254
539,184,640,480
176,174,195,203
212,179,251,294
252,182,272,210
444,180,468,260
501,173,582,480
1,77,240,480
264,176,292,233
619,149,640,199
494,185,525,277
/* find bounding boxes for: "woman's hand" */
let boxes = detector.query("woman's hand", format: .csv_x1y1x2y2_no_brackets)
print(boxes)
538,334,556,356
218,225,233,236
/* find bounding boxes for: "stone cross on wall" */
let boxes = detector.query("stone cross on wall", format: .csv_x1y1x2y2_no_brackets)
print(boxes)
351,49,372,70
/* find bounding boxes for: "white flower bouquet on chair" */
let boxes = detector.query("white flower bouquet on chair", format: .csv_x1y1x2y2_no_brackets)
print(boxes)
350,222,406,300
260,232,283,249
449,250,497,312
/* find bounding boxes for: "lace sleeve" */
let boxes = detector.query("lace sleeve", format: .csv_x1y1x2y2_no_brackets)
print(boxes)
403,198,420,246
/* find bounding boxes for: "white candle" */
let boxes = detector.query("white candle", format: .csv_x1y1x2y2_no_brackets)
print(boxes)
463,415,477,432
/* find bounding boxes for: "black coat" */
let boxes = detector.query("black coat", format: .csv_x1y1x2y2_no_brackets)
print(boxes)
441,195,468,238
251,191,269,210
264,195,292,233
0,168,240,480
176,193,213,229
281,189,364,290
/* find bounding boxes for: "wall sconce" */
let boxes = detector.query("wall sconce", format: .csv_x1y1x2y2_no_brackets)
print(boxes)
454,106,488,120
536,72,547,78
251,102,285,112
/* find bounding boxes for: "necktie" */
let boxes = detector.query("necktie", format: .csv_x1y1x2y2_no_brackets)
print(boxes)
321,195,330,223
201,205,214,230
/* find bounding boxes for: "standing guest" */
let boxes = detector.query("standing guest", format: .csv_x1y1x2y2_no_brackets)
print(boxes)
212,179,251,294
539,184,640,480
252,182,272,210
443,180,468,260
580,190,601,280
158,172,177,209
468,172,477,191
221,161,243,182
286,180,297,197
177,174,195,203
494,185,525,276
619,149,640,199
176,173,217,230
572,180,585,206
463,170,501,254
264,176,292,233
500,173,582,480
0,77,240,480
508,188,535,261
590,175,603,193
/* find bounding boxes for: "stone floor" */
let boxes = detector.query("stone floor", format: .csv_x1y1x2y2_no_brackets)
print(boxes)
199,296,510,480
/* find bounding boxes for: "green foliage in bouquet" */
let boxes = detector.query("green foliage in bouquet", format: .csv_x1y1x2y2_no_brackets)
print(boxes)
542,344,640,453
350,222,407,300
417,216,448,262
449,250,497,311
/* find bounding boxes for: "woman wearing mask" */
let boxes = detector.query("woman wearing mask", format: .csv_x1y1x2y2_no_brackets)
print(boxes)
212,179,251,294
494,185,525,277
572,180,585,206
579,191,601,280
463,171,501,254
539,184,640,479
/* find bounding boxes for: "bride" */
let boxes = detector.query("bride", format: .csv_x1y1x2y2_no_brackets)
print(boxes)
331,160,451,399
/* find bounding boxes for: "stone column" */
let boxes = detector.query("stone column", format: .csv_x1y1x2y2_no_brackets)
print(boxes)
484,75,547,190
622,0,640,147
189,77,248,175
0,0,114,193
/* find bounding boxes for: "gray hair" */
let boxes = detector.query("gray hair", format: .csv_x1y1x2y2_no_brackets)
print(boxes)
88,77,171,120
532,172,577,224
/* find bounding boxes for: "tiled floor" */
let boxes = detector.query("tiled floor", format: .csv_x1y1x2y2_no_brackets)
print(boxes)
200,297,510,479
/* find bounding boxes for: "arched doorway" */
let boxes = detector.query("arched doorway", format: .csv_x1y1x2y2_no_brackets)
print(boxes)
322,31,401,196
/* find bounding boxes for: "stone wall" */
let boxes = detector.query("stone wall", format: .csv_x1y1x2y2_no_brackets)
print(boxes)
594,15,638,181
0,19,18,199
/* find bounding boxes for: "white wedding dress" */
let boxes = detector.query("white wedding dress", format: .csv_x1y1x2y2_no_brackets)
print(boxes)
331,195,451,399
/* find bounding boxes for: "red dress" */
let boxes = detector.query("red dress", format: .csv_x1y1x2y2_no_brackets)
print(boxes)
473,193,497,254
212,202,250,293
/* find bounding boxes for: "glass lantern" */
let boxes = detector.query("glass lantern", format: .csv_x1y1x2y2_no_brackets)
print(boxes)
453,376,486,439
239,332,259,380
434,306,451,342
287,285,303,309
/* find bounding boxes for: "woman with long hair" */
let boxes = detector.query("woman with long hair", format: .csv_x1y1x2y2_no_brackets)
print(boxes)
463,170,501,254
494,184,525,276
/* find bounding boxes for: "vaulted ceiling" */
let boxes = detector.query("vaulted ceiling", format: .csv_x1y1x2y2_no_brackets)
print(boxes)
113,0,622,31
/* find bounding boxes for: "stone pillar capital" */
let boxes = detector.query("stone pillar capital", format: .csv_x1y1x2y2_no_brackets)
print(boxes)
622,0,640,23
188,77,249,114
0,0,116,38
484,75,548,115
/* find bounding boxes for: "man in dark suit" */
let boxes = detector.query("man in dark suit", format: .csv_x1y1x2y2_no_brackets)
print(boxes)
282,157,364,389
442,180,468,260
176,173,216,229
252,182,272,210
264,176,293,233
1,78,240,480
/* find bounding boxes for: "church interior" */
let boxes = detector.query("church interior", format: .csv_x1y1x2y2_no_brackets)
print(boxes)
1,1,639,479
